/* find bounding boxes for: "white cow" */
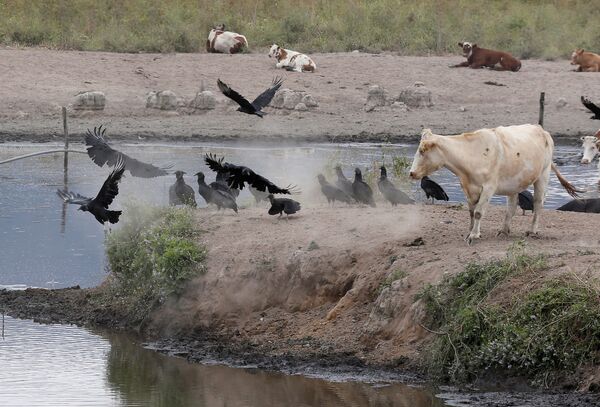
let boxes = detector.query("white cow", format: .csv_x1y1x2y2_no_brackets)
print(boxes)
580,130,600,183
206,24,248,54
409,124,580,244
268,44,316,72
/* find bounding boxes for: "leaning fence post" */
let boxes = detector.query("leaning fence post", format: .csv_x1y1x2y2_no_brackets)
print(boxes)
538,92,545,127
61,107,69,233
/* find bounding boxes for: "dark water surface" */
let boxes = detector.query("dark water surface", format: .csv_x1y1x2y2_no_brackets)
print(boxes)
0,141,596,289
0,316,445,407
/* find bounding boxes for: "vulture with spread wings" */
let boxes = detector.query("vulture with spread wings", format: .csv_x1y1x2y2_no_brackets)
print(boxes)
217,77,283,117
204,153,297,194
85,126,172,177
57,157,125,224
581,96,600,120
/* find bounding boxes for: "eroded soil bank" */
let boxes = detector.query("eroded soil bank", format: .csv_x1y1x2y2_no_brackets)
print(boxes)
2,205,600,406
1,48,599,144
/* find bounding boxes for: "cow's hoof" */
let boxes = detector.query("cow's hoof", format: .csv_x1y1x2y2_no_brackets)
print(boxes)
497,229,510,237
525,231,540,238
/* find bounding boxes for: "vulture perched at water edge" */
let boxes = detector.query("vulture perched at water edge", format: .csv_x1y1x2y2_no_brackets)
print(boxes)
352,168,376,207
317,174,353,205
378,166,414,206
420,176,449,204
169,171,197,207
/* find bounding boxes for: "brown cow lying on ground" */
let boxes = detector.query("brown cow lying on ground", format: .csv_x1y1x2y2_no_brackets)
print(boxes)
451,42,521,72
571,49,600,72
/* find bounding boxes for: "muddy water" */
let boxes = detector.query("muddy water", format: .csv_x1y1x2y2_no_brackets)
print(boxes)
0,316,445,407
0,141,596,290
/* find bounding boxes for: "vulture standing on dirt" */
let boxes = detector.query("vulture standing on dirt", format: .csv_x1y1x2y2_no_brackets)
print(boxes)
213,171,240,198
217,77,283,117
557,198,600,213
352,168,376,207
195,171,238,213
85,126,172,178
581,96,600,120
420,176,449,204
378,166,414,206
317,174,353,205
518,190,534,215
56,157,125,225
334,165,355,198
169,171,197,207
204,153,297,194
267,194,301,219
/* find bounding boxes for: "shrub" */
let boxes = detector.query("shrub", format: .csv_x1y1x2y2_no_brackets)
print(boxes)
105,204,205,321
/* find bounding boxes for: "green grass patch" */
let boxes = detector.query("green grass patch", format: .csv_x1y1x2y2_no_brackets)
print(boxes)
0,1,598,57
105,204,206,323
417,241,600,385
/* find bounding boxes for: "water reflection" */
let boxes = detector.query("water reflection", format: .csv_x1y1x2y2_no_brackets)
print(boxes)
0,142,597,290
0,317,445,407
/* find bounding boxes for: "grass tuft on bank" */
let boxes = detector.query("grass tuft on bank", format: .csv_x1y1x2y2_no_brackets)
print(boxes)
105,204,205,323
419,241,600,386
0,1,598,58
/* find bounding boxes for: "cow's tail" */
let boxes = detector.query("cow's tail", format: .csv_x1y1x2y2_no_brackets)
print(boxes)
551,163,582,198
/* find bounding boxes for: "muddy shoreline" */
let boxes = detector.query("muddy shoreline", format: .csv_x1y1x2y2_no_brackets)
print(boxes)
1,287,599,407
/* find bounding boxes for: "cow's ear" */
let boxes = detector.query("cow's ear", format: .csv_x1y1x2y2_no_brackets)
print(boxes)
472,44,478,48
421,128,434,139
595,129,600,139
458,42,463,47
419,140,436,154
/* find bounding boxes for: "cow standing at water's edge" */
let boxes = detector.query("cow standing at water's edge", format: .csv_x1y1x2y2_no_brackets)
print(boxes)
409,124,581,244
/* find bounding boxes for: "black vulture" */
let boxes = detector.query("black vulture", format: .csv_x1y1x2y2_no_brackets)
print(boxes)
195,172,238,213
557,198,600,213
169,171,197,207
378,166,414,206
581,96,600,120
56,157,125,224
217,77,283,117
334,165,355,198
204,153,297,194
211,170,240,198
267,194,301,218
249,185,270,204
317,174,353,205
420,176,449,204
352,168,376,207
85,126,172,178
518,190,534,215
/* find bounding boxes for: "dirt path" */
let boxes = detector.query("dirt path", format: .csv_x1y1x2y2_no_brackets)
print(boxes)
1,47,599,143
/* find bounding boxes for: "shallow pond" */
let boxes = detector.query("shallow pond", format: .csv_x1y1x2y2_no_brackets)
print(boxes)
0,141,596,289
0,316,445,407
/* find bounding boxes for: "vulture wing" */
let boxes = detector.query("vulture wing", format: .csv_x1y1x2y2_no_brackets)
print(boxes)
92,157,126,209
581,96,600,118
56,189,92,206
251,76,284,110
217,79,255,112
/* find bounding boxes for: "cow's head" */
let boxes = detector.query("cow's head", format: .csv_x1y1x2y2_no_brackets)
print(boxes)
581,130,600,164
268,44,280,58
458,42,475,57
409,129,444,180
571,48,584,65
213,23,225,31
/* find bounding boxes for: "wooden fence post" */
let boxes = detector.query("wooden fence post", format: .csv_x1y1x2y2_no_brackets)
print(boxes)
538,92,545,127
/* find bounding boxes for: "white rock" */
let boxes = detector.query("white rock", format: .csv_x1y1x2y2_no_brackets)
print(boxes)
301,94,319,108
391,101,408,111
146,90,177,110
73,91,105,111
190,91,216,110
364,85,388,112
294,102,308,111
556,98,568,109
396,82,433,108
458,106,467,112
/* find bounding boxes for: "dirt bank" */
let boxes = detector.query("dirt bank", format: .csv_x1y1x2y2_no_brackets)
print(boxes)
1,47,599,144
2,204,600,397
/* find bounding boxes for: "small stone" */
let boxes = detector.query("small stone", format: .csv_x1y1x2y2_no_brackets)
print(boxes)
364,85,387,112
459,106,467,112
73,91,105,111
396,83,433,108
307,241,320,251
556,97,568,109
391,101,408,111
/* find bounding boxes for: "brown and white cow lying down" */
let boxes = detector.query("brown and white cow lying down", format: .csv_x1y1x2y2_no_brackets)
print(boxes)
571,49,600,72
409,124,580,244
206,24,248,54
452,42,521,72
268,44,316,72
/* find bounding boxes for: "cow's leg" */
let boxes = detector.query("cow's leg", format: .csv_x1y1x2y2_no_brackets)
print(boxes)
529,169,550,235
466,185,494,244
498,194,518,236
450,61,470,68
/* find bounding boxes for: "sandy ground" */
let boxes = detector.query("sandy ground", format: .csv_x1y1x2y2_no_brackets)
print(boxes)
1,47,599,143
